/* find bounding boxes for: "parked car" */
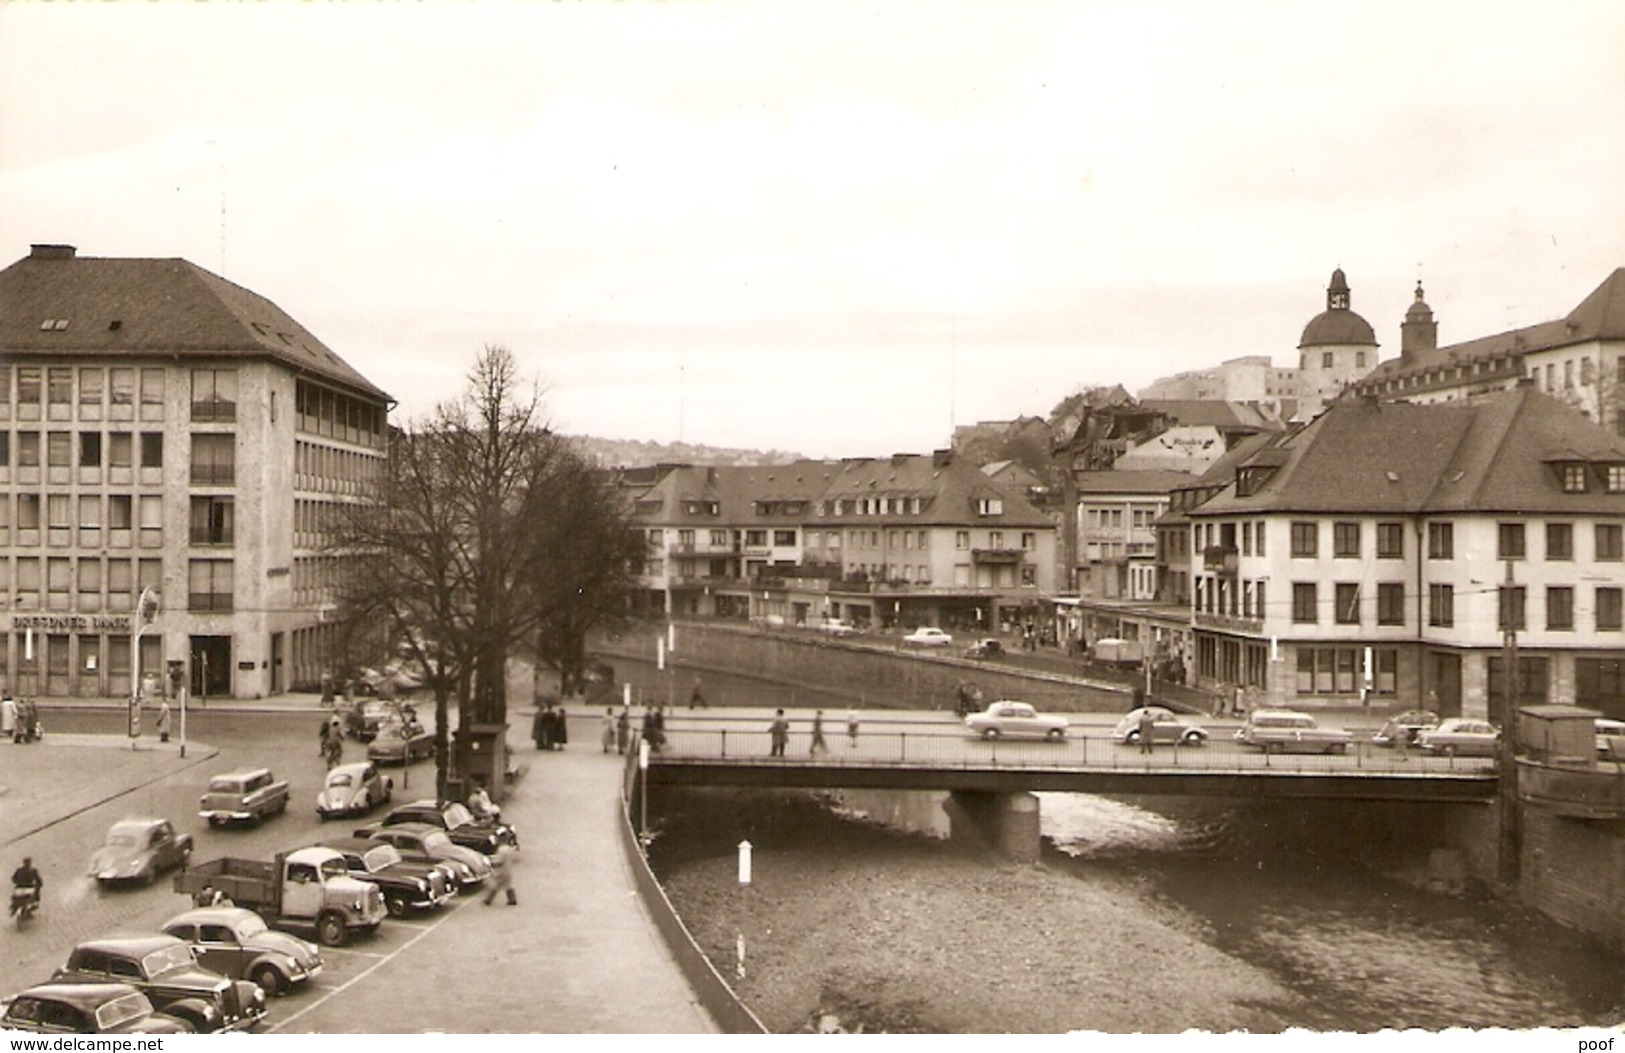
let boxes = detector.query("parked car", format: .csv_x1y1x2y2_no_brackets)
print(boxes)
814,617,860,637
353,821,492,890
370,798,517,854
316,762,393,819
1596,718,1625,758
1416,718,1500,758
88,818,194,888
1234,709,1354,754
963,638,1007,659
198,767,290,827
316,836,457,917
963,700,1070,741
366,722,434,766
50,935,266,1033
902,627,954,647
159,906,324,997
1,983,194,1034
1372,710,1440,747
1112,706,1209,746
343,699,397,742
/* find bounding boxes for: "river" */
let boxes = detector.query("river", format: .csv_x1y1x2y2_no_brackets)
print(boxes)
614,654,1625,1030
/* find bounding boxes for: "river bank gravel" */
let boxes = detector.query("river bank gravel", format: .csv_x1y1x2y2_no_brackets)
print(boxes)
654,792,1308,1034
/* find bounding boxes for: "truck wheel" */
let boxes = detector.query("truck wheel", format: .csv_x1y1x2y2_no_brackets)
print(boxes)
250,963,284,998
315,912,348,947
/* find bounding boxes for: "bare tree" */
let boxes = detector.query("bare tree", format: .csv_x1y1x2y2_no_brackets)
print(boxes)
328,346,641,799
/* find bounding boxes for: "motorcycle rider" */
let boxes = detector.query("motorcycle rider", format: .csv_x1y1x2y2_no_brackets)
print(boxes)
10,856,42,916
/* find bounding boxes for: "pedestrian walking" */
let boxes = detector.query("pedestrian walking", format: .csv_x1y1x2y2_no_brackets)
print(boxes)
318,716,331,757
156,700,172,744
616,705,631,755
1138,706,1156,755
532,705,548,751
769,709,790,757
482,839,519,906
1,692,15,742
323,731,343,770
846,708,859,746
320,670,336,707
550,704,569,750
601,707,617,753
809,710,828,755
688,675,708,710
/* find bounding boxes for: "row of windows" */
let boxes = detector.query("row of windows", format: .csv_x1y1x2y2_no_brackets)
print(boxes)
0,495,233,547
3,556,234,612
1278,520,1625,561
1282,581,1625,632
0,366,246,423
293,379,387,449
0,429,238,483
293,440,385,495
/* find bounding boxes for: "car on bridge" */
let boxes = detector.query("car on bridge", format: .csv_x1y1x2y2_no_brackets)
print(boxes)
1596,717,1625,759
963,638,1007,659
1416,718,1500,758
1112,706,1209,746
902,627,953,647
1234,709,1353,755
1371,710,1440,748
964,700,1070,741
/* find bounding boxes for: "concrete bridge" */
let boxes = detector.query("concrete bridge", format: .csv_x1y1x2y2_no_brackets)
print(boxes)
637,710,1497,860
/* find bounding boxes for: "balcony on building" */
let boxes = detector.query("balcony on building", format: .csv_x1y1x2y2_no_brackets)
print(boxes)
970,547,1022,564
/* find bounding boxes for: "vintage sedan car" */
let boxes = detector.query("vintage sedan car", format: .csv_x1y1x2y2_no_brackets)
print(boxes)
353,821,492,891
317,836,457,917
902,627,954,647
815,617,860,637
316,761,394,819
1416,718,1500,757
964,700,1070,741
1234,709,1354,754
1596,718,1625,758
963,638,1007,659
51,935,266,1033
1372,710,1441,747
198,767,290,827
160,906,323,997
372,799,517,854
1,983,194,1034
88,818,194,887
1112,706,1209,746
343,698,397,742
366,721,435,765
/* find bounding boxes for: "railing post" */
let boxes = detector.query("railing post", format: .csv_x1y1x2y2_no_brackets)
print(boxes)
720,727,727,758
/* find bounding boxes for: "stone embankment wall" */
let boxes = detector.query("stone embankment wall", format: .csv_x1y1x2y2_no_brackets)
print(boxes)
1519,804,1625,953
595,622,1131,713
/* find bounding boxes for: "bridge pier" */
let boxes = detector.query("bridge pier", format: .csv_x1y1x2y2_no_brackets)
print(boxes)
945,790,1042,862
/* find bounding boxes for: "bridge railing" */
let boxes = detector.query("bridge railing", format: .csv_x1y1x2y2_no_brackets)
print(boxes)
647,726,1499,776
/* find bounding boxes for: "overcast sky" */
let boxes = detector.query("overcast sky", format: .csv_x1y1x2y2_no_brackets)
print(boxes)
3,0,1623,458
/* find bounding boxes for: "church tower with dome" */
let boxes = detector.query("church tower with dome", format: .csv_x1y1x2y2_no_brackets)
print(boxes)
1296,267,1379,411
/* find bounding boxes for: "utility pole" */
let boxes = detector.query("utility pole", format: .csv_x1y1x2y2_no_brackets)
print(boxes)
1497,559,1522,887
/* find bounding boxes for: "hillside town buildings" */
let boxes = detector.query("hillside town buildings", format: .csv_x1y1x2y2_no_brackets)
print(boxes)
0,244,391,699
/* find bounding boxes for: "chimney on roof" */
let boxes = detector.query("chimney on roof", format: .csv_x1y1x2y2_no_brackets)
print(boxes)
891,453,910,467
30,244,76,260
932,449,954,468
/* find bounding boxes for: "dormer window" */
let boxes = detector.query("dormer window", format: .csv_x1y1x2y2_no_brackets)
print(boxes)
1608,465,1625,493
1235,466,1276,498
1563,465,1589,493
974,497,1003,516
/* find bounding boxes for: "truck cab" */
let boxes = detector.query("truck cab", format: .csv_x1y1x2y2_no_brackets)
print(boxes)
175,846,386,947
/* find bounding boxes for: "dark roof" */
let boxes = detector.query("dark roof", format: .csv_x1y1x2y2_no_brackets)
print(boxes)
1299,308,1377,348
1192,387,1625,517
1136,400,1282,431
0,246,389,401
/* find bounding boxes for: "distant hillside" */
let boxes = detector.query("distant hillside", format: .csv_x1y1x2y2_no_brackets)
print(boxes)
565,435,806,469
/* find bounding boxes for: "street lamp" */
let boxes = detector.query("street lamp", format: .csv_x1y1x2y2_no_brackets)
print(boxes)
129,588,158,751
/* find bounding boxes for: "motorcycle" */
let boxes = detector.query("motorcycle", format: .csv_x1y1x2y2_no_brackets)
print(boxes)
10,885,40,929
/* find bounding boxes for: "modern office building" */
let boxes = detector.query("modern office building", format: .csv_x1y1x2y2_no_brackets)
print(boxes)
0,244,391,699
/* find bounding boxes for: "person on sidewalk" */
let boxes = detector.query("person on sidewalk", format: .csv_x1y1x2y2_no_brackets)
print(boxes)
688,675,708,710
846,708,860,747
601,706,617,753
482,840,518,906
156,700,172,744
769,709,790,757
1,692,15,743
809,710,828,755
615,705,631,755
